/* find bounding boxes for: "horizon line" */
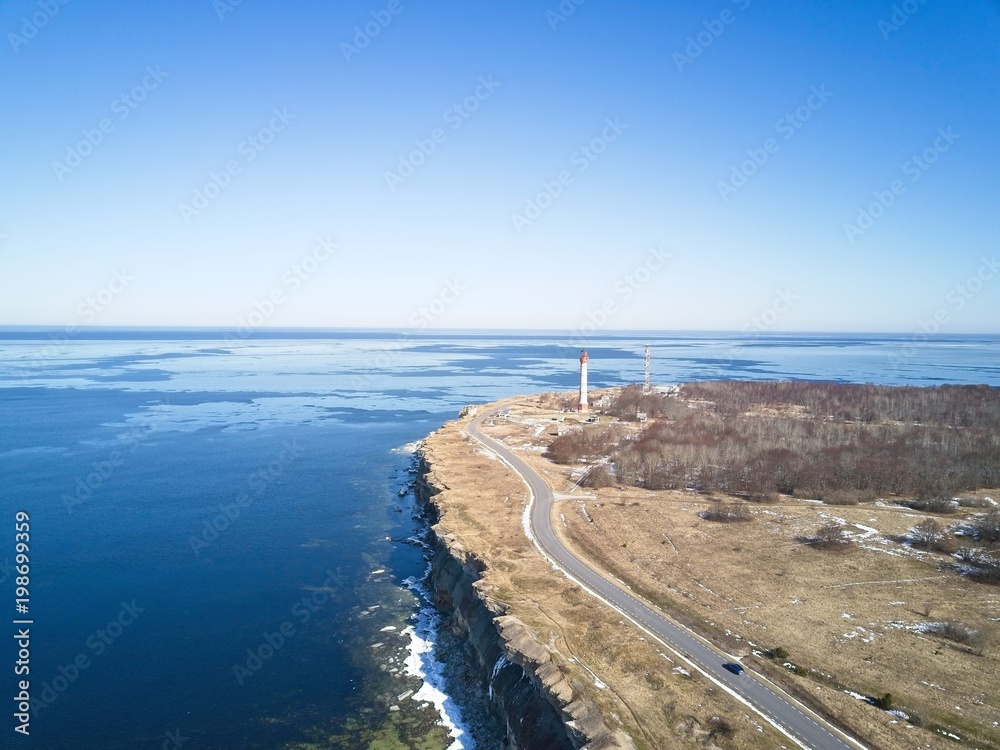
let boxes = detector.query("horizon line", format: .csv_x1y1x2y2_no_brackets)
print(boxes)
0,325,999,337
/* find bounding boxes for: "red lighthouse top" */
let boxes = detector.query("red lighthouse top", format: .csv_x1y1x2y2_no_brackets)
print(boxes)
580,349,588,363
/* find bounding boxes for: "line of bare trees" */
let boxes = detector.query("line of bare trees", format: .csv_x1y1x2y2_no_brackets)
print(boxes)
681,381,1000,429
603,382,1000,501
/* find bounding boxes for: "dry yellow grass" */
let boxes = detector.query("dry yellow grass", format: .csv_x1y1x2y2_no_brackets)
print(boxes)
424,397,793,750
484,392,1000,750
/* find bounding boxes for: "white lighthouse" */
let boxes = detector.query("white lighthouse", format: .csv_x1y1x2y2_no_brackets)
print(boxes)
578,349,589,412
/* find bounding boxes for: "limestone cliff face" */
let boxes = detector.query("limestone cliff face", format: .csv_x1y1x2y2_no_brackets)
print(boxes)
417,454,636,750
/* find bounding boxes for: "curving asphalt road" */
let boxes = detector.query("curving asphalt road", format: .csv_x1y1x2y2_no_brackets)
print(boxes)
467,411,864,750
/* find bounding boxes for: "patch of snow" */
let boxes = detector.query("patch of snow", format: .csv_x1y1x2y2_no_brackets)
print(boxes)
570,657,607,689
818,513,848,524
842,626,877,643
518,444,548,452
951,562,987,577
886,620,948,635
694,580,723,598
661,532,679,554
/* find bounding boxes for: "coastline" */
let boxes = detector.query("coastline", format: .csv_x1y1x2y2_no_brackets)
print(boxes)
415,398,641,750
395,443,501,750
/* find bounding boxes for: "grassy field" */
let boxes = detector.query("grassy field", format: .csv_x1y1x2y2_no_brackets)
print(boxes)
423,398,794,750
482,388,1000,750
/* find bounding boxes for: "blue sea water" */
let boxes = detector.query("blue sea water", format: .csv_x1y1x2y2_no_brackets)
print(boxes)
0,330,997,750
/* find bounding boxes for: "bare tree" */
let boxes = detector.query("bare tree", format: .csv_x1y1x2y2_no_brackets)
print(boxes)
956,545,986,565
609,382,1000,501
911,518,948,550
701,500,752,523
926,620,994,655
976,509,1000,543
811,522,853,550
580,464,614,488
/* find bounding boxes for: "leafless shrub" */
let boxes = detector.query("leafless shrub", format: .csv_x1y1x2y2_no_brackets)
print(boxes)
974,509,1000,543
537,391,578,411
910,519,949,551
966,559,1000,586
953,539,1000,585
733,491,780,504
904,494,958,515
926,620,994,653
870,693,893,711
706,715,734,739
545,425,622,464
580,464,614,489
933,620,978,643
605,384,683,421
822,490,861,506
810,522,854,550
956,545,987,565
701,500,752,523
545,431,587,463
957,496,995,508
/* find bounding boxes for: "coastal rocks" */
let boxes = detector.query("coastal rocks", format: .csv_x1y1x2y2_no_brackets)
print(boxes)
496,615,635,750
417,452,636,750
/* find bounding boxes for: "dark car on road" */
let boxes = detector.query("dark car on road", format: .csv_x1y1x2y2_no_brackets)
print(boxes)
723,662,745,675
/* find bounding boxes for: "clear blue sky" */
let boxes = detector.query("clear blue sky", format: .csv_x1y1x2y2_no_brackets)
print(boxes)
2,0,998,333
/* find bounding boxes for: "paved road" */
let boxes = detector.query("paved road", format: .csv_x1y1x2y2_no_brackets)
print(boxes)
467,412,863,750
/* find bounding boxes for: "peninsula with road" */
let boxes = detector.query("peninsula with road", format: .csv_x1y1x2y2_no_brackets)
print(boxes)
415,380,1000,750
